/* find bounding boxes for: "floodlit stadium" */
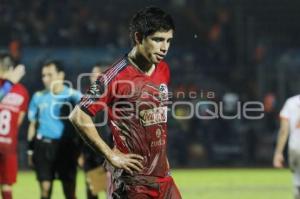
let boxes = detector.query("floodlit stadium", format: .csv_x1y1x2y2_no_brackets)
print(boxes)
0,0,299,199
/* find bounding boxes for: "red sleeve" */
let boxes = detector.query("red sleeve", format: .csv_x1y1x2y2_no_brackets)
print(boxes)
79,74,114,116
19,85,29,112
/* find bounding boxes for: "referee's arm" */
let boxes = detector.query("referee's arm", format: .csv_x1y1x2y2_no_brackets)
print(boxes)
27,120,37,166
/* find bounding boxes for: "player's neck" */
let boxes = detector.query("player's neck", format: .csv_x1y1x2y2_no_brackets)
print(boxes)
51,83,64,94
128,48,154,75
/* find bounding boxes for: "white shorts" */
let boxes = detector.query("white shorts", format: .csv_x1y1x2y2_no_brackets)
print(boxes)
289,149,300,186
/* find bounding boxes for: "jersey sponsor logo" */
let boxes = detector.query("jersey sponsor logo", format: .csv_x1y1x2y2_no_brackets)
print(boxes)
151,138,166,147
88,80,105,98
2,93,24,107
81,80,106,108
140,106,167,126
159,84,168,101
156,128,162,138
151,128,165,147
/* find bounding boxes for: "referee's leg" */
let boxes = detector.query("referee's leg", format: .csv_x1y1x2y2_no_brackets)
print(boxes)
33,140,57,199
39,181,53,199
61,180,76,199
57,140,79,199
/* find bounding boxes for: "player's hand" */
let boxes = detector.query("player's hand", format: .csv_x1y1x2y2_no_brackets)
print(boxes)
107,148,144,175
4,64,26,84
273,153,284,168
77,154,84,168
27,153,34,168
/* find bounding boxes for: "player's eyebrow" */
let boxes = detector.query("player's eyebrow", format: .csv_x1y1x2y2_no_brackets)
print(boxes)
152,35,164,38
152,36,173,41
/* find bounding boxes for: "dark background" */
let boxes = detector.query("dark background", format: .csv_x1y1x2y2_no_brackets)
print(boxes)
1,0,299,168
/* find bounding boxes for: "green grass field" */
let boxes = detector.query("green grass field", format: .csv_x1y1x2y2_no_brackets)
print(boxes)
14,169,292,199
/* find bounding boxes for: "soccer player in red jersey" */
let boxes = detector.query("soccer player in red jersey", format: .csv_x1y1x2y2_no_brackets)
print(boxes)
70,7,182,199
0,53,29,199
0,61,25,101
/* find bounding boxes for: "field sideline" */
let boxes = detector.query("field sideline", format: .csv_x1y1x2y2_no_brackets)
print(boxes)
14,168,292,199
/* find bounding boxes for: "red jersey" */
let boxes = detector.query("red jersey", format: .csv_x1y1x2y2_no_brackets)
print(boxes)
80,56,170,177
0,79,29,154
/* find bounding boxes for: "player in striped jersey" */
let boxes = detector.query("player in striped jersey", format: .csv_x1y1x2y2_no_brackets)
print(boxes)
70,6,181,199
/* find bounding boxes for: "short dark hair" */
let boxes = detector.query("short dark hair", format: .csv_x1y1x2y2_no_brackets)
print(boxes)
93,62,107,68
129,6,175,45
43,59,65,73
0,52,15,70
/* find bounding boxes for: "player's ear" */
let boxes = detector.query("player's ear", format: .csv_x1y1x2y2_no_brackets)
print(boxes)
134,32,143,44
59,71,65,79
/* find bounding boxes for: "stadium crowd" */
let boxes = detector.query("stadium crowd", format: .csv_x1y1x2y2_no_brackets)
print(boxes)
1,0,300,198
0,0,294,169
0,0,284,170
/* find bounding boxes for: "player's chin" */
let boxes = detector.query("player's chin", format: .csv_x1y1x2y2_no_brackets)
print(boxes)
151,57,162,64
44,85,50,90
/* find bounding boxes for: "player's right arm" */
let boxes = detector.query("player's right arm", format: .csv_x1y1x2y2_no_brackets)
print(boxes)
273,118,289,168
69,106,144,175
27,121,37,146
27,120,37,167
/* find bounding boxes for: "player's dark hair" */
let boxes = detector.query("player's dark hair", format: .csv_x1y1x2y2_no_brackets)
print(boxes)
129,6,175,45
93,61,110,71
93,62,106,69
0,52,15,70
43,59,65,73
94,62,104,67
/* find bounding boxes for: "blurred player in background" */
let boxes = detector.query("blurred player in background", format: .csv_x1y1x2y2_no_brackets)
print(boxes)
27,60,82,199
0,54,25,101
273,95,300,199
70,6,182,199
0,53,29,199
79,64,113,199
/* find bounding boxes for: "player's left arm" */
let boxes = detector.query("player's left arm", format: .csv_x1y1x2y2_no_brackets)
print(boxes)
273,118,289,168
17,111,26,126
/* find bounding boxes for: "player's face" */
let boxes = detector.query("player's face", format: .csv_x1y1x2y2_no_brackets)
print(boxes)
140,30,173,64
42,64,64,90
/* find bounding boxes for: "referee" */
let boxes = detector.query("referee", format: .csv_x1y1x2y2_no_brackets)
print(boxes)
27,60,82,199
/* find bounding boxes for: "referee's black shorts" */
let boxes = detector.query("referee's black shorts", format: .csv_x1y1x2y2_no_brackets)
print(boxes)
33,138,79,182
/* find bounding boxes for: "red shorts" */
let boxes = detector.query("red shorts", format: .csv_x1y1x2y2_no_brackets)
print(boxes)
112,175,182,199
0,153,17,185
